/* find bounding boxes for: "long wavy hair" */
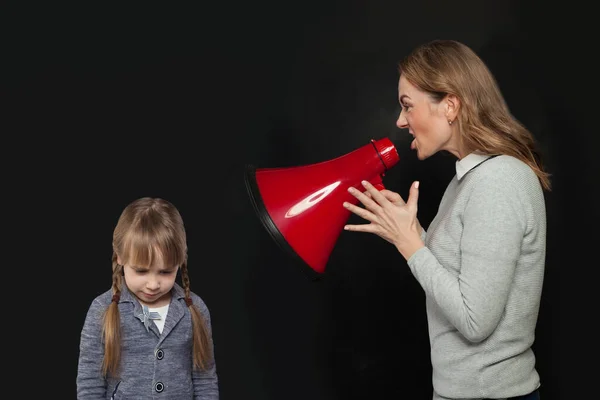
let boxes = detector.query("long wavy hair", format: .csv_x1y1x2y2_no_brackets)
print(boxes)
399,39,551,191
101,197,212,377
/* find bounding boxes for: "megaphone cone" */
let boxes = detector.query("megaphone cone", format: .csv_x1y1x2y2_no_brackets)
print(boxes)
245,137,400,280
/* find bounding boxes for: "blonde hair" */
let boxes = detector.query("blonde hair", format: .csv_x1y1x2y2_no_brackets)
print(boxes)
101,197,212,377
399,39,551,191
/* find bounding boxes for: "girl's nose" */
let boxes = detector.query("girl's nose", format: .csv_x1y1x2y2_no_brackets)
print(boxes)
146,277,160,290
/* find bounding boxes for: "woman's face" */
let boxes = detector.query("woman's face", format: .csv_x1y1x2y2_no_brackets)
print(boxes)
396,74,462,159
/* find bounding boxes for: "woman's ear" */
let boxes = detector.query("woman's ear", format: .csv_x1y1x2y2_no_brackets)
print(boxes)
445,94,460,122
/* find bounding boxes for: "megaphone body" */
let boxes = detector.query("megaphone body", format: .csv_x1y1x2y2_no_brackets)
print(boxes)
245,138,400,279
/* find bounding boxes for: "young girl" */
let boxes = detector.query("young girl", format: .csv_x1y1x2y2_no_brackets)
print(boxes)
77,197,219,399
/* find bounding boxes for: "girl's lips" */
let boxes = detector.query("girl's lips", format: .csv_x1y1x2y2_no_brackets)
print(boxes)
411,139,417,150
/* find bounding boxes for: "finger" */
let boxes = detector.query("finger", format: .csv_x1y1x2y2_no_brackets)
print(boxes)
360,180,391,208
343,223,379,233
379,189,405,204
406,181,420,210
347,186,383,211
342,201,377,223
363,188,404,204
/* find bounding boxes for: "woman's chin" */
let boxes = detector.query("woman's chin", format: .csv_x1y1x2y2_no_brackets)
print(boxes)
415,149,428,160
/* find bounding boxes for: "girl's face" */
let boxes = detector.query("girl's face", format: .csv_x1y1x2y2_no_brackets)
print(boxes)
396,74,463,159
122,254,178,307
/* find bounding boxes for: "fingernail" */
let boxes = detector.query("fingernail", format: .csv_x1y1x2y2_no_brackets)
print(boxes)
415,181,420,189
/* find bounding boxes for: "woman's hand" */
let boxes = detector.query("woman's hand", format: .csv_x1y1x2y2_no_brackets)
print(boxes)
343,180,425,260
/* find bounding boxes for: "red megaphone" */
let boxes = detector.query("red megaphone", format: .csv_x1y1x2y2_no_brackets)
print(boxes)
245,137,400,280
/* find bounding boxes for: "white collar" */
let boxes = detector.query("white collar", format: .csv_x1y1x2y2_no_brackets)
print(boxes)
455,152,493,180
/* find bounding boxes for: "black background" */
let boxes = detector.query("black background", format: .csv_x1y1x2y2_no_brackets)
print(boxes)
3,1,598,399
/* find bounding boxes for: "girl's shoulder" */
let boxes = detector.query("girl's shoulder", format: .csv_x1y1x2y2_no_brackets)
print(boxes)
81,288,115,327
172,283,210,312
88,287,114,309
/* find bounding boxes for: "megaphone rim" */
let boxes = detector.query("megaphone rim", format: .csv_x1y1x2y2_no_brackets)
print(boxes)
244,164,322,281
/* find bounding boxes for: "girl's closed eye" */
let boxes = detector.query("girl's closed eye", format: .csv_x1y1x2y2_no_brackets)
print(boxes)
161,270,176,275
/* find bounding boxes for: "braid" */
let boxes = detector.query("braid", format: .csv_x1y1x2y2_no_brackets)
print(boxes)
180,261,212,371
112,260,124,301
180,260,192,300
101,256,123,377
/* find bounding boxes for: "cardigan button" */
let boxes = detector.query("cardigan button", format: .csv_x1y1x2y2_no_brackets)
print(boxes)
155,349,164,360
154,382,164,393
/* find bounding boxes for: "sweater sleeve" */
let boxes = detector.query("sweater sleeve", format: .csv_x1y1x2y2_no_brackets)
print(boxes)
407,175,526,343
76,298,108,399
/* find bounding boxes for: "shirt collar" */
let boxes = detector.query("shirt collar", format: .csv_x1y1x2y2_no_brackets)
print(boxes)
455,151,493,180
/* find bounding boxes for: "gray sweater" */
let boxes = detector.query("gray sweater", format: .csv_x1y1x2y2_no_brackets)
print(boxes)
407,154,546,400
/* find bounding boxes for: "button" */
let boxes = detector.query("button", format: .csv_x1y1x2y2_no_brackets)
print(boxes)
155,349,164,360
155,382,164,393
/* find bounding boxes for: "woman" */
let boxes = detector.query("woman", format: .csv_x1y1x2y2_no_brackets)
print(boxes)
343,40,549,400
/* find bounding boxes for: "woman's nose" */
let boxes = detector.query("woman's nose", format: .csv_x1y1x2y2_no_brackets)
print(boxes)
396,112,407,129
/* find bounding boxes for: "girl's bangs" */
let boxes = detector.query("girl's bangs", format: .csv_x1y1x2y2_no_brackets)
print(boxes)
120,229,185,268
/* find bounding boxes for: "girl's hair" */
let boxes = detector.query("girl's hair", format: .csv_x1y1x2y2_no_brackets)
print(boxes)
101,197,212,377
399,39,551,191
